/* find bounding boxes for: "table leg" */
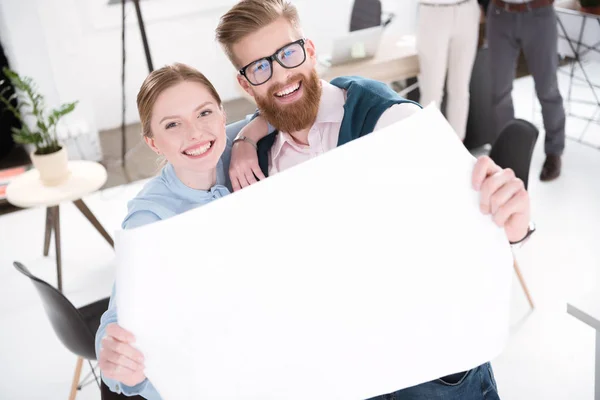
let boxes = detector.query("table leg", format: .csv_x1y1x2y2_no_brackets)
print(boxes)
51,206,63,293
596,330,600,400
43,207,53,257
73,199,114,248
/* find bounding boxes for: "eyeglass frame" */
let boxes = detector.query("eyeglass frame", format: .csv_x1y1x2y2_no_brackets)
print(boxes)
238,38,308,86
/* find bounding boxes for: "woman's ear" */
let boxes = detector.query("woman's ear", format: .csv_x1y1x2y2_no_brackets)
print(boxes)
144,135,160,155
221,106,227,124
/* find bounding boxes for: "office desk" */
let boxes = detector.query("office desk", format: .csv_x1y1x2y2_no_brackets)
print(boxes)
568,292,600,399
319,35,419,83
237,35,419,103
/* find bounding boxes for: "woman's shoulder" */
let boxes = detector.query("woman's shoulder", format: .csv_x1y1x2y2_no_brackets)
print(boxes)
122,167,180,229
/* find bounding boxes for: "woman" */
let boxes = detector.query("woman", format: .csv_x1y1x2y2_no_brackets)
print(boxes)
96,63,266,399
416,0,483,141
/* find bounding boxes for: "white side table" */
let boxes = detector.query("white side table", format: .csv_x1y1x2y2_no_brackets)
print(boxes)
6,161,113,292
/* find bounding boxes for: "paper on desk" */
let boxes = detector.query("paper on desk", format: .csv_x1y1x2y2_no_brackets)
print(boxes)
116,105,513,400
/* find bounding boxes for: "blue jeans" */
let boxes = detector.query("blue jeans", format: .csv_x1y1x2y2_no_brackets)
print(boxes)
367,363,500,400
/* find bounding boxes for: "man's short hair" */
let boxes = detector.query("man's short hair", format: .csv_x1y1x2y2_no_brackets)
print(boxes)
216,0,303,69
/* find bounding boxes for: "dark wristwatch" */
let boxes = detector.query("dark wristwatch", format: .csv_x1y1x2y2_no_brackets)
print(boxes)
510,221,536,246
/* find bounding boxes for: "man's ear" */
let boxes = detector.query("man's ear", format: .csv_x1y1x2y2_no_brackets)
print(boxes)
305,39,317,61
144,135,160,154
237,74,254,99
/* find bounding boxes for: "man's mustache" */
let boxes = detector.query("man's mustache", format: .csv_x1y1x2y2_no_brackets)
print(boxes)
268,74,304,97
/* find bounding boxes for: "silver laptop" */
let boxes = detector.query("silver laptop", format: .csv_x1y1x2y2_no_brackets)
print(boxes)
320,25,384,67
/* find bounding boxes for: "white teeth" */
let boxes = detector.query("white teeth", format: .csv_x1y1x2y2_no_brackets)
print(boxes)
184,142,211,156
276,82,300,97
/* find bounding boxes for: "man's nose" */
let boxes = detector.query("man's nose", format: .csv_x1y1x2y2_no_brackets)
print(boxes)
270,61,293,85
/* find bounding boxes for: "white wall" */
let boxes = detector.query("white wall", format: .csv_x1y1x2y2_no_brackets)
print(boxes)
0,0,419,133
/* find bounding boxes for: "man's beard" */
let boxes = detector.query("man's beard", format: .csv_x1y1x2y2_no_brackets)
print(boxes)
254,69,322,135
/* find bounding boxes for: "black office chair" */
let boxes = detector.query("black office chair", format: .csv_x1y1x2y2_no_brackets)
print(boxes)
488,119,539,309
489,118,539,191
349,0,394,32
13,261,109,399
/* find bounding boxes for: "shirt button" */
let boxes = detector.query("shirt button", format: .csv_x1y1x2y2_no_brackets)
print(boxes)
115,384,120,392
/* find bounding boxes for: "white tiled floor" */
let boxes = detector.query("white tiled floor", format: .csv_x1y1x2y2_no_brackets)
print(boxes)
0,62,599,399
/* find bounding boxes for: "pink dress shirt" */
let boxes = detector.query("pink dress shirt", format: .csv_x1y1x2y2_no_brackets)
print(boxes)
268,80,421,175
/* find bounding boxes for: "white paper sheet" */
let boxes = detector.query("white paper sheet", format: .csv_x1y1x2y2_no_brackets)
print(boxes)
116,105,513,400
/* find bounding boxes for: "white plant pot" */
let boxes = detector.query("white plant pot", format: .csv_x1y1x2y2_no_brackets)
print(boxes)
30,147,71,186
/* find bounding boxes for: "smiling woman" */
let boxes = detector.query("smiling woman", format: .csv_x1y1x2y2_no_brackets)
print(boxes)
94,62,271,399
136,63,227,190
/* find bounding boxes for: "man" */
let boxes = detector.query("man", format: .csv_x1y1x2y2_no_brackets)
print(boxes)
486,0,566,181
218,0,533,399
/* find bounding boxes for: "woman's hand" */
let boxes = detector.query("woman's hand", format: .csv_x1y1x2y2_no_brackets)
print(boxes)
99,323,146,387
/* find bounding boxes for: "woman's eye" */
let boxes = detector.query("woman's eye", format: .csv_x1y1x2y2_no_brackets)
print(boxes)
199,110,213,118
165,122,178,129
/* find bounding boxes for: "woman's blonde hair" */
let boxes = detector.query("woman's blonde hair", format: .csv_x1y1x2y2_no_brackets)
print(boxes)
215,0,302,68
136,63,222,139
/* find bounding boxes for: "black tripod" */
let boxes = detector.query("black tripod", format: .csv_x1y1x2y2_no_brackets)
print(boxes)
120,0,154,167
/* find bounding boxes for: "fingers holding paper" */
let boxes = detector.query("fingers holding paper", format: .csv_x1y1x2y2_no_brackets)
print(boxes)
99,323,146,387
472,156,531,243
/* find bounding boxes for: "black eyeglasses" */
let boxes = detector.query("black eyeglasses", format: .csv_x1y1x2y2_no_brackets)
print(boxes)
239,39,307,86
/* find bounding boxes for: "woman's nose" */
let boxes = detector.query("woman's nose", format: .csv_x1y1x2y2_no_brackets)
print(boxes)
187,122,205,141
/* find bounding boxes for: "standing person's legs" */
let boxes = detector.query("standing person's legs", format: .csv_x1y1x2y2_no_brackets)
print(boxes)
520,5,565,180
486,2,521,137
417,4,452,112
445,0,480,140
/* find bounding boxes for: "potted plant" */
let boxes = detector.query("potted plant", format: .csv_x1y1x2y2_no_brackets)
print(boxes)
580,0,600,14
0,67,78,186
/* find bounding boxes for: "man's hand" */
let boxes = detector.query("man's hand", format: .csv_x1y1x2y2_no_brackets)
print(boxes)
472,156,530,243
99,323,146,387
230,140,265,192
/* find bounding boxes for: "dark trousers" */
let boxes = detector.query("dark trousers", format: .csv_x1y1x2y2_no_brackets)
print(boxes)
367,363,499,400
487,2,566,156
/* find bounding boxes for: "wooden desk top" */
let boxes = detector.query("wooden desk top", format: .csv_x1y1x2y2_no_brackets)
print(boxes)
319,35,419,82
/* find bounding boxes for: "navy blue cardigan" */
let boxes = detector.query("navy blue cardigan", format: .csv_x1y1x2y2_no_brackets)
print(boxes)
256,76,421,177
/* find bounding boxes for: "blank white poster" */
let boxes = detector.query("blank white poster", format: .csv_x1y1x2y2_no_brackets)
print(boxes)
116,105,513,400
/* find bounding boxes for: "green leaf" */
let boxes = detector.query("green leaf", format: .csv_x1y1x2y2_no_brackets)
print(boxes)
12,127,43,145
52,101,78,117
36,119,48,134
0,94,22,119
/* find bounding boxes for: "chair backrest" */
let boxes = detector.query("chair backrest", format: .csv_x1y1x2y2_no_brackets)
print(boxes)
350,0,383,31
13,262,97,360
488,119,539,190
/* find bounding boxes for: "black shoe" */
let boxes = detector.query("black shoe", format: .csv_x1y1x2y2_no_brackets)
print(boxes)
540,154,561,181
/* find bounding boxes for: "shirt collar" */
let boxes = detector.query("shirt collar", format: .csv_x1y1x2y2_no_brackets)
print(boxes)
164,161,229,200
271,79,346,159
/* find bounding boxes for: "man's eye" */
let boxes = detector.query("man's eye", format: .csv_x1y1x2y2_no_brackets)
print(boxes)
199,110,213,118
165,122,178,129
281,49,295,58
253,61,269,72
